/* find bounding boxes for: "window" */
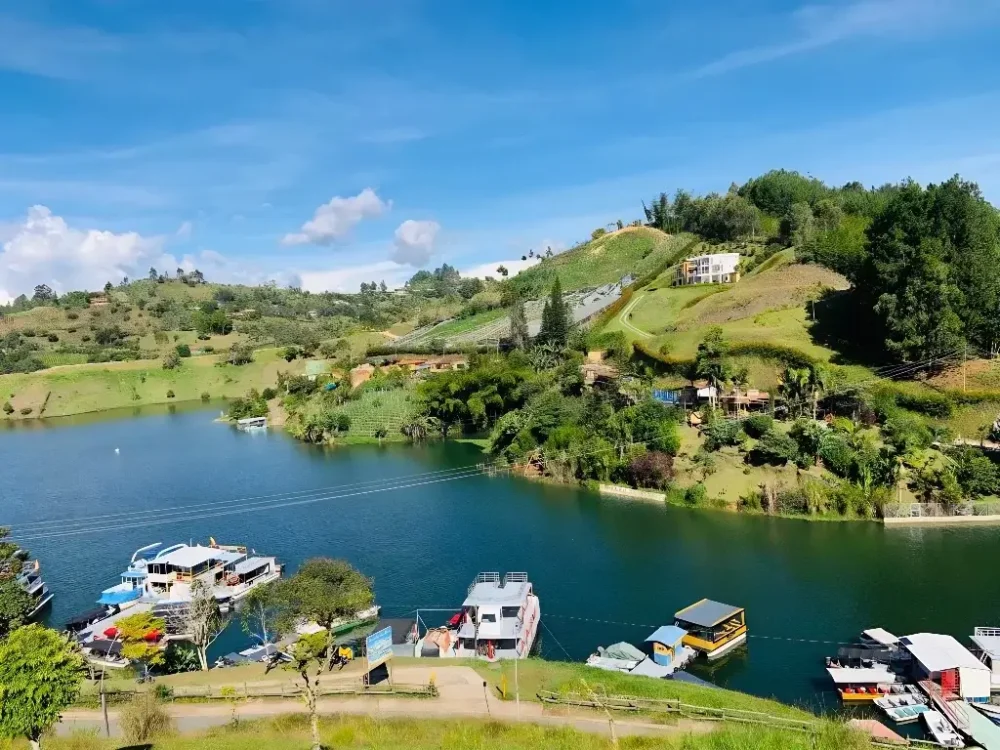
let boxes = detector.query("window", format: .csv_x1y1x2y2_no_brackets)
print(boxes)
501,606,521,619
480,613,497,623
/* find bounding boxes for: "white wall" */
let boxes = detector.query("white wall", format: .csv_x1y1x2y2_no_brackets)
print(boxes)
959,666,991,700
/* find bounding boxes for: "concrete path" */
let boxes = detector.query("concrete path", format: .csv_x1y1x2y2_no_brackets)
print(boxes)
61,665,712,740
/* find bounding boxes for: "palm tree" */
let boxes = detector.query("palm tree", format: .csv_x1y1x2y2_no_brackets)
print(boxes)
730,367,750,417
779,367,811,417
808,365,831,420
400,415,440,442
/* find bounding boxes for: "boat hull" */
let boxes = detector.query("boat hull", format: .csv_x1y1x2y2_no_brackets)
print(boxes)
28,592,54,620
705,632,747,660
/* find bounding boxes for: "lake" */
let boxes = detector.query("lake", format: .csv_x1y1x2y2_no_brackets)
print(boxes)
2,404,999,712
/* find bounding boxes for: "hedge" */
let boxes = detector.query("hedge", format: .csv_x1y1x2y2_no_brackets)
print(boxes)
728,342,816,368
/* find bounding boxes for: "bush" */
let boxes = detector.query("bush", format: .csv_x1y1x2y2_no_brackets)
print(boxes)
894,390,953,418
742,414,773,438
749,430,799,465
627,451,674,489
684,483,708,505
119,693,174,744
200,392,211,402
261,387,277,400
66,311,79,320
2,401,13,415
21,328,36,337
591,227,607,240
203,345,215,353
47,333,59,342
819,434,854,478
81,335,91,342
166,390,175,399
703,418,743,451
227,342,255,366
67,327,77,333
162,351,181,370
19,407,33,415
175,343,191,357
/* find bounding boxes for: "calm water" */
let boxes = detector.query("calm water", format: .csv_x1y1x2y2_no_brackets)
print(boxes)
3,405,1000,712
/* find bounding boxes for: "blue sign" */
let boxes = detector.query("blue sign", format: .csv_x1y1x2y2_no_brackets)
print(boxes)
652,389,680,404
366,626,393,669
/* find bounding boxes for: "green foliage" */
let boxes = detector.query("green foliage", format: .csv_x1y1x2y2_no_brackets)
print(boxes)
119,692,174,744
627,451,674,489
738,169,829,217
1,402,12,415
228,388,269,420
694,326,731,392
116,611,167,676
0,333,44,375
193,307,233,336
537,277,570,348
0,579,33,640
175,343,192,357
948,445,1000,498
227,342,255,365
882,411,933,453
750,429,800,466
703,418,742,452
685,483,708,505
0,625,86,746
508,299,529,351
161,350,181,370
789,419,826,464
742,414,773,438
819,433,855,478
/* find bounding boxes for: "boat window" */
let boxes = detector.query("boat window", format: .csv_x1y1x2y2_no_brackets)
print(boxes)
501,607,520,618
480,613,497,623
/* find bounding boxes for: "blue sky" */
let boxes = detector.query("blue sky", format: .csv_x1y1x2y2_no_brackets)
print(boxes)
1,0,1000,300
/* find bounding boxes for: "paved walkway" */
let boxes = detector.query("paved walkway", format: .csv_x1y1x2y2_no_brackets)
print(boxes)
61,666,712,740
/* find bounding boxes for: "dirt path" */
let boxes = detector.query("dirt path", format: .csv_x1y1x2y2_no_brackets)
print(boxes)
617,294,653,338
61,666,713,739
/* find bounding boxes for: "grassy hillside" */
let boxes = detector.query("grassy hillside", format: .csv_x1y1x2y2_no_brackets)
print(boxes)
0,348,298,418
510,228,694,294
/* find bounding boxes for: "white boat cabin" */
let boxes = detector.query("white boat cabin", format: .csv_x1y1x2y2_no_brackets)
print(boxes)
455,572,540,660
970,627,1000,692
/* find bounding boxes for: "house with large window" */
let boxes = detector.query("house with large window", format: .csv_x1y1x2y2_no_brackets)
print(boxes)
675,252,741,285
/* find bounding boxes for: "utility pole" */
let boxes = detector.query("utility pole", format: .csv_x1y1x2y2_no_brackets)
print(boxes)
964,343,968,392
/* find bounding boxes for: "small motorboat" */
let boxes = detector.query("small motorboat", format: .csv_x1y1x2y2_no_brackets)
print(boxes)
921,710,964,748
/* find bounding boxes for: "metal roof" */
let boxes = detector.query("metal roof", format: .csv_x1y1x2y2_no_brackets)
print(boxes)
674,599,743,628
901,633,988,673
232,556,271,575
646,625,687,645
863,628,900,646
826,667,896,685
971,634,1000,659
156,545,221,569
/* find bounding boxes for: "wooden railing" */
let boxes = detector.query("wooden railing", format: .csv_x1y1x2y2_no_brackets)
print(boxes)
536,691,947,748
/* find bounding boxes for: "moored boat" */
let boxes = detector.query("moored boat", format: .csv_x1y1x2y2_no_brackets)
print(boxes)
451,572,540,660
921,709,965,748
674,599,746,660
827,664,896,702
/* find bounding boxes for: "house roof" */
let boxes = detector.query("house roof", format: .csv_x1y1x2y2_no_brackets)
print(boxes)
674,599,743,628
901,633,987,673
155,545,221,569
232,556,270,575
971,634,1000,659
646,625,687,645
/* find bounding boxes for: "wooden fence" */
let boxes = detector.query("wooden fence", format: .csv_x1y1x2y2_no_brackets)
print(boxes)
537,692,946,749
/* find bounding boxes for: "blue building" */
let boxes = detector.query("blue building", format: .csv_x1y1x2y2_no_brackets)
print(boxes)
645,625,688,667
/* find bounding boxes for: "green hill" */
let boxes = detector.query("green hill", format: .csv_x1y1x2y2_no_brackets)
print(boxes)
509,227,694,295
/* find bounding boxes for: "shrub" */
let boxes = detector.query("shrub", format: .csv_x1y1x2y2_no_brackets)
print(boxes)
21,328,36,337
591,227,607,240
166,390,175,399
749,430,799,465
742,414,773,438
227,343,254,366
819,434,854,478
175,344,191,357
19,407,33,415
261,387,277,401
203,345,215,353
153,683,175,701
2,401,13,415
66,311,79,320
119,693,174,744
703,418,743,451
47,333,59,342
684,483,708,505
627,451,674,489
200,392,211,402
894,390,953,418
81,335,91,342
67,327,77,333
162,351,181,370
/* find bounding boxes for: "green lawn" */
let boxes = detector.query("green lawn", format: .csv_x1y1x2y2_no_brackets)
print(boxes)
0,348,294,418
27,714,870,750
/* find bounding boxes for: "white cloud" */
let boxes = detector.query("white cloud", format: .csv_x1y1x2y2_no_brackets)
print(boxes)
178,248,302,289
175,220,193,239
461,257,540,280
282,188,389,246
392,219,440,266
0,205,168,296
299,261,411,293
691,0,977,79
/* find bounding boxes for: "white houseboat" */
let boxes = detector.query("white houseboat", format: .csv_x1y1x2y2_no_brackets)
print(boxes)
453,572,540,661
970,627,1000,692
94,540,281,618
16,554,54,618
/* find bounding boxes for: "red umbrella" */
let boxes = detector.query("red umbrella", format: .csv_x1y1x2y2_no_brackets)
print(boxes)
103,627,118,638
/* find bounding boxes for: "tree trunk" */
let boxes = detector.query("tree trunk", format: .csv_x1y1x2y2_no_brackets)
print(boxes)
303,675,321,750
326,626,337,671
198,645,209,671
29,736,41,750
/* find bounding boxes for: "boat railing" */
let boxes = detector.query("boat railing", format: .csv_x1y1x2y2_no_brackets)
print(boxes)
469,572,500,595
503,572,528,586
974,627,1000,638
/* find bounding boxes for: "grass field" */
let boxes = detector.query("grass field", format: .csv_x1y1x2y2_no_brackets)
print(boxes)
22,714,870,750
512,228,692,292
0,348,296,418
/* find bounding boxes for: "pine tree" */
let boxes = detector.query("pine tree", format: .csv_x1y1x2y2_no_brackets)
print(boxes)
538,277,568,347
508,299,529,350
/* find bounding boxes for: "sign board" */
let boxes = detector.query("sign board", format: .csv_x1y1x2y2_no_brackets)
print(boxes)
366,626,393,670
